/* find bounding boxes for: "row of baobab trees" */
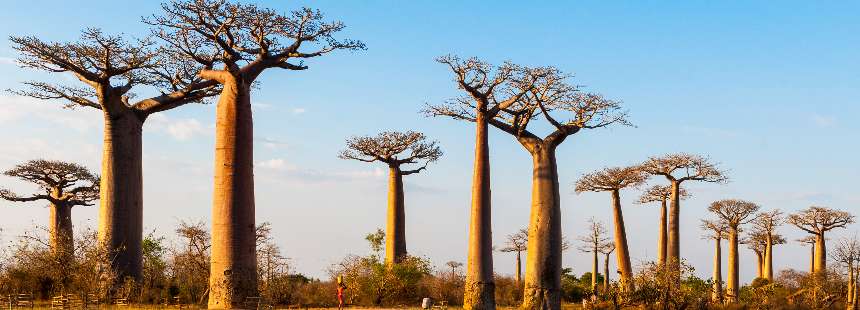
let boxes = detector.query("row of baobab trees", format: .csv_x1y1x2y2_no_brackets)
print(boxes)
1,1,855,310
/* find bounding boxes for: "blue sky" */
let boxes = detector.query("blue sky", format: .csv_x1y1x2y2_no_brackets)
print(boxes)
0,1,858,282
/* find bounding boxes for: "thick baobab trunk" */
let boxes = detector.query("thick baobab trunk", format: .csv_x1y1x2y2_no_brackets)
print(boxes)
591,251,598,294
726,228,739,303
667,181,682,281
385,166,407,264
754,251,763,279
712,238,723,304
522,144,562,310
764,234,774,281
610,190,634,293
98,108,145,280
603,253,610,294
658,198,668,266
814,233,826,274
50,202,74,257
209,79,258,309
464,114,494,310
515,251,522,285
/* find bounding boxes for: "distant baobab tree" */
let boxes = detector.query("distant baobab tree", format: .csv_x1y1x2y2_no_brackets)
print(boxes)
708,199,760,303
744,230,785,280
146,1,364,307
637,185,689,266
788,206,855,274
575,166,647,293
9,29,217,280
500,228,528,285
752,210,785,281
701,219,728,304
640,153,728,283
454,65,628,309
577,218,609,296
339,131,442,265
831,236,859,307
796,236,818,274
0,160,99,260
446,261,464,278
425,55,541,310
599,242,615,295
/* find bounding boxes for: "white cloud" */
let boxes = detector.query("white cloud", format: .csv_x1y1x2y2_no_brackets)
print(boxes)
291,108,306,114
145,114,208,141
257,158,295,171
260,137,288,150
0,95,100,131
0,57,17,66
811,114,836,128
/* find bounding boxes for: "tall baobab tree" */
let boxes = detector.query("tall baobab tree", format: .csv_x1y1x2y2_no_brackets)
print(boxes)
637,185,689,266
831,236,858,308
708,199,760,303
500,228,529,285
599,242,616,294
753,210,784,281
701,219,728,304
797,236,818,274
788,206,855,274
0,160,99,259
640,154,728,282
462,66,628,309
146,1,364,307
425,56,540,310
9,29,217,280
743,230,785,279
577,218,609,296
339,131,442,264
575,166,648,293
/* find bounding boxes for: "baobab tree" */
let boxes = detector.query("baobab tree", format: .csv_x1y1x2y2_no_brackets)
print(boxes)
701,219,728,304
446,261,464,278
500,228,529,285
753,210,785,281
425,56,540,310
637,185,689,266
797,236,818,274
577,218,610,296
599,242,616,294
708,199,760,303
744,230,785,280
146,1,364,307
339,131,442,264
640,153,728,282
788,206,855,274
575,166,648,293
465,65,627,309
0,160,99,259
9,28,217,280
831,236,858,307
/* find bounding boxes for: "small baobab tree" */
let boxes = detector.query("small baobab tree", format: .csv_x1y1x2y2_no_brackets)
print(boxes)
797,236,818,274
640,153,728,282
446,261,464,278
471,67,628,309
708,199,760,303
744,230,785,280
788,206,856,275
10,28,217,280
701,219,728,304
575,166,648,293
753,210,785,281
637,185,689,266
500,228,529,285
0,160,99,260
146,1,364,307
599,242,616,294
831,236,859,307
577,218,609,296
425,56,541,310
339,131,442,264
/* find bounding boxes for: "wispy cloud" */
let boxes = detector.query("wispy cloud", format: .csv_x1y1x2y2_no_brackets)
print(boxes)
0,95,100,131
0,57,17,66
256,157,385,185
259,137,289,150
291,108,307,114
811,114,836,128
145,114,209,141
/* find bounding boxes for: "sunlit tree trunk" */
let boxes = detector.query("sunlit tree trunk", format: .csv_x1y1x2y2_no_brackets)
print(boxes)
50,201,74,258
810,243,816,274
522,143,562,310
515,251,522,285
591,250,598,295
610,190,634,293
667,180,682,282
658,198,668,266
814,233,826,274
754,251,763,279
726,228,739,303
848,260,855,308
209,78,258,309
464,113,495,310
603,252,610,294
712,238,723,304
385,165,407,264
764,234,774,281
98,105,145,281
